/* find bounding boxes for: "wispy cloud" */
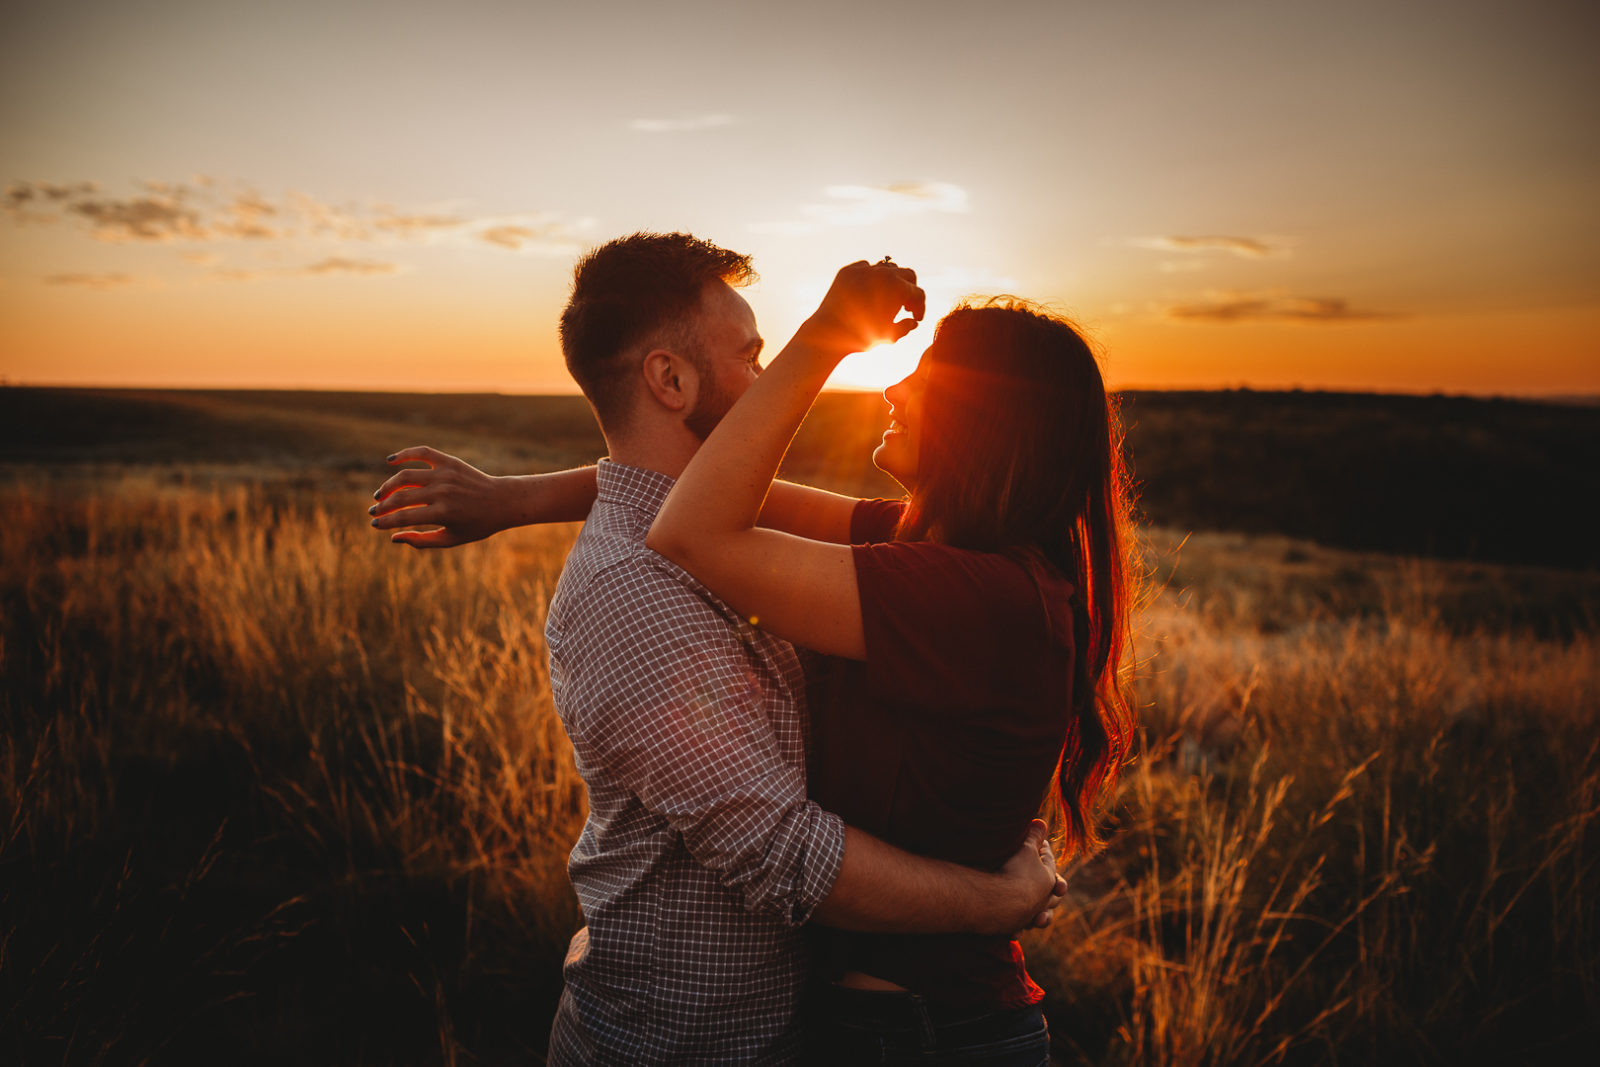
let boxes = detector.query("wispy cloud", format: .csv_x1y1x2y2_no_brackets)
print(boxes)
43,272,137,290
67,187,208,242
1140,234,1279,258
301,257,400,277
212,258,401,282
1130,234,1287,275
751,181,969,235
629,113,736,133
4,178,585,253
6,177,589,285
1164,293,1404,324
6,180,98,213
473,222,563,251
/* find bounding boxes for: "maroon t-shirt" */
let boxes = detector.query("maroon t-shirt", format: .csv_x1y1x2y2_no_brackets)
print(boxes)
807,498,1078,1013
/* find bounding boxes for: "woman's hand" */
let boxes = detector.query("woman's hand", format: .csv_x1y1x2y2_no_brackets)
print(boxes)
369,447,517,548
794,259,926,358
371,448,599,549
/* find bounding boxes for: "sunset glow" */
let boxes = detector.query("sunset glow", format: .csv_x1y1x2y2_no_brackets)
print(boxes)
2,1,1596,397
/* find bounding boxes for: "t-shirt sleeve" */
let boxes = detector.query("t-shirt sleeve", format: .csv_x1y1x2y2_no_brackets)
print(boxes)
850,497,908,545
849,540,1056,715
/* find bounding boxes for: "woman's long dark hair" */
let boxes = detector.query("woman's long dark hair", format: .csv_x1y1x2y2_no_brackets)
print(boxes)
896,299,1135,856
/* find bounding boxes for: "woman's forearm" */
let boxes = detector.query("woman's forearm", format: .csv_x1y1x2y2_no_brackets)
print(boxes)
651,334,841,561
371,448,598,548
651,260,922,564
512,467,599,525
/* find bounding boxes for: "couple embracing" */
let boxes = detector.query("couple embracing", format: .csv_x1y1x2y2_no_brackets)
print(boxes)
370,233,1135,1064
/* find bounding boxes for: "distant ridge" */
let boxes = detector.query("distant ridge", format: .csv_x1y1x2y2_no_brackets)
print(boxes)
3,386,1594,570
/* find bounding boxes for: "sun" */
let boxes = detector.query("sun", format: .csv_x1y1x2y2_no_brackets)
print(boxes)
825,333,924,392
752,265,939,393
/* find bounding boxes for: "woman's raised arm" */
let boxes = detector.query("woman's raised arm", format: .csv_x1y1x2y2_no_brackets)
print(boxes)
647,260,922,659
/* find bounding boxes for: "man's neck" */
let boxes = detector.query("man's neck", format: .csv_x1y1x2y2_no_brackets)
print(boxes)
603,426,700,482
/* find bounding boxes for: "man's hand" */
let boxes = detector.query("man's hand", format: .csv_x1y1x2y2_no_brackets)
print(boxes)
369,446,516,549
1000,819,1069,935
796,258,926,357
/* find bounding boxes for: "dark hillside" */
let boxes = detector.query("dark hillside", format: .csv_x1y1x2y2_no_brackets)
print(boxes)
2,386,1593,569
1120,389,1598,570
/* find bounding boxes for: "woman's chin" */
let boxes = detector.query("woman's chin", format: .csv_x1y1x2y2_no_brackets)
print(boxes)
872,444,915,492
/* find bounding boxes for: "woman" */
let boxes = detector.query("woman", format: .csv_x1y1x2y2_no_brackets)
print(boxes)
646,260,1136,1063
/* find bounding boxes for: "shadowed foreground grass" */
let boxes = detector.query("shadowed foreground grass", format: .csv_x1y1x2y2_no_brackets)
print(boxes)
2,476,1596,1064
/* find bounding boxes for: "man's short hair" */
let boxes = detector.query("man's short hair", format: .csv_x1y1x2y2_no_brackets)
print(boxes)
559,232,755,432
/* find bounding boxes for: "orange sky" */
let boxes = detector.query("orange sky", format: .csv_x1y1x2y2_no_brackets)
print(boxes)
2,0,1596,396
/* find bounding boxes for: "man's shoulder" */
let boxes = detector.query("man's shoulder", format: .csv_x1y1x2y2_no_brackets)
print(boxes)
549,528,729,652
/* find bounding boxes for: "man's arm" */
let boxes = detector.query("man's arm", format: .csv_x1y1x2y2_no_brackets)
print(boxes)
369,446,860,547
562,562,1060,936
817,823,1066,936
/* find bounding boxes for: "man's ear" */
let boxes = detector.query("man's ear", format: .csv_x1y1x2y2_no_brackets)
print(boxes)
641,349,700,415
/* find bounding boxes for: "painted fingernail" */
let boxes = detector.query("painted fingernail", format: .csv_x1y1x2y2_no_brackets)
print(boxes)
386,454,397,463
370,519,378,527
373,489,381,499
367,505,376,515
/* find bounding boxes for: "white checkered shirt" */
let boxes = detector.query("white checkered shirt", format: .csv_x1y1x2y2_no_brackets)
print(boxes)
545,460,846,1065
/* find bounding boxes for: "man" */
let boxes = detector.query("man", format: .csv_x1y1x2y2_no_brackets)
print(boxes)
371,233,1061,1064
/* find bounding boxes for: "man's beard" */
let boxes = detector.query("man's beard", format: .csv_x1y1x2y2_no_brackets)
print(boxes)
684,367,738,442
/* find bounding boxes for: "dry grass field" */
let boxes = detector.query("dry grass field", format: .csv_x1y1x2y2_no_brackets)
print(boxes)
2,387,1597,1064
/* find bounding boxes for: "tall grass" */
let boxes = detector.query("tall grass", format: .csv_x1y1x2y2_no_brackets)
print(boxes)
2,479,1596,1063
1028,537,1600,1065
2,476,585,1063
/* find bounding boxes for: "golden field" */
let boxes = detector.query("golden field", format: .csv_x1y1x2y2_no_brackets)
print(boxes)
2,387,1598,1064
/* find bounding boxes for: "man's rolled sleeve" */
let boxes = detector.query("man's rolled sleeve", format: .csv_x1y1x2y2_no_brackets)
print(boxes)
561,561,845,925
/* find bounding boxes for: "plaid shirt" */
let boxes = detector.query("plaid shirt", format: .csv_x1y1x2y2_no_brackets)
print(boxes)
545,460,846,1065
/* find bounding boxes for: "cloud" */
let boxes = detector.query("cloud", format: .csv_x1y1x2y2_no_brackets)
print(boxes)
1164,293,1404,324
476,222,552,250
1134,234,1282,259
213,190,285,239
5,181,98,222
629,113,735,133
751,181,969,234
479,224,537,249
71,193,207,242
211,258,401,281
3,178,581,254
43,272,137,290
300,257,399,276
369,208,469,240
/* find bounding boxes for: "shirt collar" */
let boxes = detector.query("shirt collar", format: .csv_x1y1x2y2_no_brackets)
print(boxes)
594,457,677,519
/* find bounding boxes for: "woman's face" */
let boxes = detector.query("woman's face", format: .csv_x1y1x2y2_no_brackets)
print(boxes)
873,351,929,490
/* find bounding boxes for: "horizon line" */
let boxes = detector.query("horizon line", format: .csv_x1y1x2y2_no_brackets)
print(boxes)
3,379,1597,405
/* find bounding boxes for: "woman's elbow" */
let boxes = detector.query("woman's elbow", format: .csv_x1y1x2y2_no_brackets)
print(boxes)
645,522,692,565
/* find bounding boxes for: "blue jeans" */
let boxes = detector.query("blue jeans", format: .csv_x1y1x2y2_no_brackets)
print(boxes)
808,984,1051,1065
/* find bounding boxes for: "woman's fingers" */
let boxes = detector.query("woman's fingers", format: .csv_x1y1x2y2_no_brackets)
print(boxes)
374,463,436,502
372,502,440,530
388,445,448,466
392,527,461,550
370,485,432,516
